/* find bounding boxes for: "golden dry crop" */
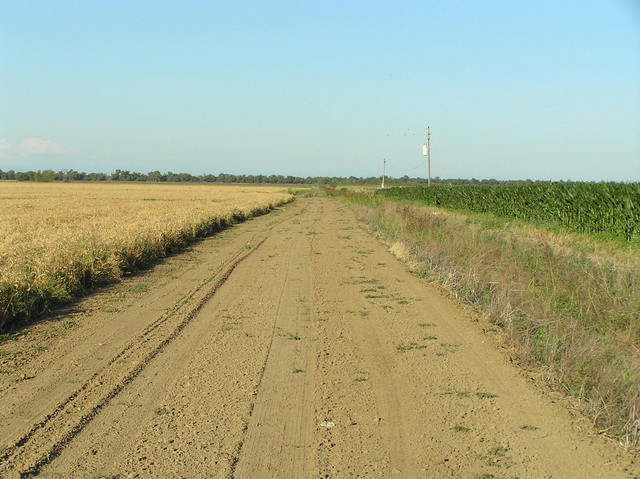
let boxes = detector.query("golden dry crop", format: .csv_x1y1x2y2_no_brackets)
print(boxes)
0,182,293,328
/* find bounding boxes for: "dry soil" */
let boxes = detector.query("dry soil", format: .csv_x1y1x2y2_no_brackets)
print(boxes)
0,196,637,478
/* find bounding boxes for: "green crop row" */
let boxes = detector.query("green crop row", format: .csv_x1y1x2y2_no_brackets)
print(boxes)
378,183,640,240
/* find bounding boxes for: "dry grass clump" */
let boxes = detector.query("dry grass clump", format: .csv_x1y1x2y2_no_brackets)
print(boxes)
0,183,292,329
344,193,640,446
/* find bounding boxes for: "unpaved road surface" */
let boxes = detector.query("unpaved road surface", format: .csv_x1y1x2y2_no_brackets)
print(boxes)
1,197,638,478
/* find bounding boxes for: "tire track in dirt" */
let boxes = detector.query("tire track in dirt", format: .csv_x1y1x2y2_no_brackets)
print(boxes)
308,199,639,478
0,210,290,478
310,202,418,477
1,196,638,479
231,208,318,478
226,233,295,477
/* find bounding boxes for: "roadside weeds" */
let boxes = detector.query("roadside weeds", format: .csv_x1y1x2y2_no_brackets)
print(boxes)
330,188,640,448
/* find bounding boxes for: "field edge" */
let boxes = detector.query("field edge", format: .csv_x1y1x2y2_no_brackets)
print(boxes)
0,196,294,333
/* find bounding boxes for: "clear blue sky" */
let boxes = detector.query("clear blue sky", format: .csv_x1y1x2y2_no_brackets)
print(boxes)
1,1,639,180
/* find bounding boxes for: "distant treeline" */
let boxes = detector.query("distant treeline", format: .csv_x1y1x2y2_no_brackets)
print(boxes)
0,168,554,185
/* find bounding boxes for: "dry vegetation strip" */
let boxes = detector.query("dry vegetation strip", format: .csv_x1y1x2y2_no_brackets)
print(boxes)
0,182,293,330
331,188,640,447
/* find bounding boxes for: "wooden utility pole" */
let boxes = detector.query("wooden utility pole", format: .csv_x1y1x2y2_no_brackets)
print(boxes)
422,126,431,186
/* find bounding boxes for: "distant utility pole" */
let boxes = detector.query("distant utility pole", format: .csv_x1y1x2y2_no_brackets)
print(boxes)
422,126,431,186
381,158,386,189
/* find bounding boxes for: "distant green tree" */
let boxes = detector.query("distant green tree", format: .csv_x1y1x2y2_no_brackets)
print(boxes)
34,170,55,182
147,170,162,182
16,171,34,181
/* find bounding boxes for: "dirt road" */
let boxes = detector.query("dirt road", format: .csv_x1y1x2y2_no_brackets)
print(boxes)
1,197,637,478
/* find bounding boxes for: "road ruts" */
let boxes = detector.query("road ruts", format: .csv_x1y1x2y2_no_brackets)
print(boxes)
0,196,637,479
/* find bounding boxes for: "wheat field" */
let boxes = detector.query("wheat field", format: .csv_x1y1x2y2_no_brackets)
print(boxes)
0,182,293,329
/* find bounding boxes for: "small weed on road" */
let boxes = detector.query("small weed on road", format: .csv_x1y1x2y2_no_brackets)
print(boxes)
440,343,460,353
453,425,471,432
128,283,149,294
476,392,498,399
520,424,539,431
396,341,427,353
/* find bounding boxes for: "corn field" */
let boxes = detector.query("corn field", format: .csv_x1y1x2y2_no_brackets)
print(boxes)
379,183,640,240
